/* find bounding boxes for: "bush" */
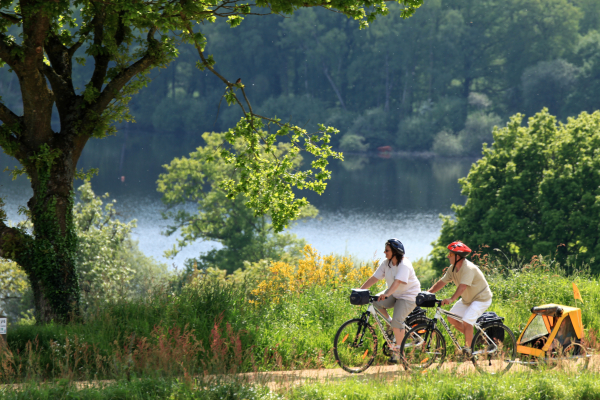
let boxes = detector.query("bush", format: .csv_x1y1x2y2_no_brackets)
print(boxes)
431,109,600,272
338,134,369,152
433,111,502,156
347,107,399,149
397,97,465,151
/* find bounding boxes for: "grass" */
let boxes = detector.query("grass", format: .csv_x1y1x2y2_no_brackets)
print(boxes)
288,370,600,400
2,248,599,383
2,370,600,399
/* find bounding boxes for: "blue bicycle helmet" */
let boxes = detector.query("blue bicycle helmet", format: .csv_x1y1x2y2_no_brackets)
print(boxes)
386,238,405,255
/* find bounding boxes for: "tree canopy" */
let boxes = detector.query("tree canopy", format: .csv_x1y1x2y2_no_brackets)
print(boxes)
3,0,592,160
0,0,423,322
431,109,600,273
157,131,316,273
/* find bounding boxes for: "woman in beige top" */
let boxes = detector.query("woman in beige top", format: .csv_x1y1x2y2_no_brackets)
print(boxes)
428,241,492,355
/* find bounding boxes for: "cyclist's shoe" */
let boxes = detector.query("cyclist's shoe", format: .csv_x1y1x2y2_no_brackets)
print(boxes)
388,345,401,364
462,347,473,360
385,328,395,341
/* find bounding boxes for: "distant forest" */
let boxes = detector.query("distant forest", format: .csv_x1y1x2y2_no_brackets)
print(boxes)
2,0,599,156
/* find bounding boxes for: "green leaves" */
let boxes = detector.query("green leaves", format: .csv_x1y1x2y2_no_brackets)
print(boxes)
157,131,315,270
218,117,341,232
432,109,600,273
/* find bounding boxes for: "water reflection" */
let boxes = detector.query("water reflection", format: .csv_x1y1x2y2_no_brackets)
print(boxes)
0,132,474,263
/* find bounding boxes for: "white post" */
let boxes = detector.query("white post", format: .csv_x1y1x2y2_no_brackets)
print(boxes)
0,315,6,346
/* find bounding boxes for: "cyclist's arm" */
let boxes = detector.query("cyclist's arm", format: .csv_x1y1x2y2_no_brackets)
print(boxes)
441,283,468,306
379,279,406,300
428,279,447,293
360,276,380,290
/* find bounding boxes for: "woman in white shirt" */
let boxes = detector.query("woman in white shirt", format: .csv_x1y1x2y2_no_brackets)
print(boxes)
359,238,421,361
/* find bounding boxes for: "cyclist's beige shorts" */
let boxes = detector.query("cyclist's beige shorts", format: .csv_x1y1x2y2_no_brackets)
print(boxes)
373,296,416,329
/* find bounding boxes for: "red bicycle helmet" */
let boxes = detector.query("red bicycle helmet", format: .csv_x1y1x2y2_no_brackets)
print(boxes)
447,241,472,256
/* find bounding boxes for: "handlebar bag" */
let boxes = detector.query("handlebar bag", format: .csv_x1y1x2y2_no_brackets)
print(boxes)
350,289,371,305
416,291,437,308
406,306,427,324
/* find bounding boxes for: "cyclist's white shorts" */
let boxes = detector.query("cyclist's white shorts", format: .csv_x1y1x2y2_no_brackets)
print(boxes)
448,298,492,326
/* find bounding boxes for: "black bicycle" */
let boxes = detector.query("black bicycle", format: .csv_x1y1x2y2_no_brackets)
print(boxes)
334,289,430,373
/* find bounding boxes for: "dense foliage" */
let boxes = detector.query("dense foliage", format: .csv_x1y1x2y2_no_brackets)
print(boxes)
157,131,316,273
2,0,596,158
431,110,600,273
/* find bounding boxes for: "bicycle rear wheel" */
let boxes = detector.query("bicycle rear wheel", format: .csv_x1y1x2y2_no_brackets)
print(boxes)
334,318,378,373
400,323,447,371
471,323,516,374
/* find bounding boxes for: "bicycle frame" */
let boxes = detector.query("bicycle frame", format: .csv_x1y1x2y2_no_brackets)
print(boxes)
361,302,417,349
423,306,498,354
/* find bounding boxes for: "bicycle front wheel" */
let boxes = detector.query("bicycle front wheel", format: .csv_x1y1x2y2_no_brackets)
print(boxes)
333,318,378,373
471,323,516,375
400,323,446,371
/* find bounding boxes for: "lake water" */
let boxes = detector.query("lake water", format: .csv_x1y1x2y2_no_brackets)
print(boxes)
0,131,474,267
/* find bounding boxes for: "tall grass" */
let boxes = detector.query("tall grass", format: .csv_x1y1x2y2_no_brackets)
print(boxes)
2,246,599,382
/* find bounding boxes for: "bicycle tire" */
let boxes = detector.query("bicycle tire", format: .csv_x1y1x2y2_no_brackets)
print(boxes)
400,323,447,371
334,318,378,373
471,322,516,375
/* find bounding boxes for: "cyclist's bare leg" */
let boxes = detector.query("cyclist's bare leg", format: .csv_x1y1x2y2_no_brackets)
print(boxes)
393,327,405,347
448,316,465,334
448,317,474,347
464,323,473,347
378,307,391,321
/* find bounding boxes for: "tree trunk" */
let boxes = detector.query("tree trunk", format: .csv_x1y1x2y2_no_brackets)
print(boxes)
400,66,415,117
10,134,83,323
384,54,394,112
323,63,347,111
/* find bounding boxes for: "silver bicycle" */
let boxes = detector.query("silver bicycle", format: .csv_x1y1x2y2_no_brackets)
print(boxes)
334,292,430,373
400,294,517,374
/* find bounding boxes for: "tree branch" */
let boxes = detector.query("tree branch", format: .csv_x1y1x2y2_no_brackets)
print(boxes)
0,101,21,128
89,12,110,91
43,34,77,116
91,26,159,113
0,11,21,25
0,33,24,75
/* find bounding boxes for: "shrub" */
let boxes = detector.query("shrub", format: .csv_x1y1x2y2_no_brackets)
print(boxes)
339,134,369,152
433,111,502,156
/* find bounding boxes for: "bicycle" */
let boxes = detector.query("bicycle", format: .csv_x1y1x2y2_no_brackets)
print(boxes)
333,290,430,373
400,293,517,374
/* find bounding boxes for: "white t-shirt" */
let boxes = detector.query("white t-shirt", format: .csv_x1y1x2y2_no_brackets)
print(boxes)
372,257,421,301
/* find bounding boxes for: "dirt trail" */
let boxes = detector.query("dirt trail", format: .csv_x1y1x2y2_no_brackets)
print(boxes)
4,355,595,392
239,354,598,390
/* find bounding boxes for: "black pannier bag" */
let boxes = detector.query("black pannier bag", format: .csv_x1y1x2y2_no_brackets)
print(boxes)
476,311,505,342
349,289,371,305
405,306,427,325
416,292,437,308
